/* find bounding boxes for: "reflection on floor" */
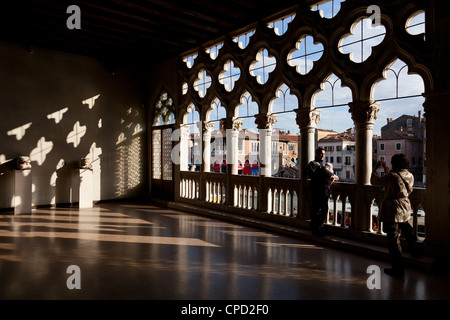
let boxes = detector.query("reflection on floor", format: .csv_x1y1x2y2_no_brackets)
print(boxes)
0,202,449,300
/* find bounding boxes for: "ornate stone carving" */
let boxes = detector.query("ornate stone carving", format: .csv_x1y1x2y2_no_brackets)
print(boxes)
222,117,243,131
16,156,31,170
232,118,243,131
79,158,92,170
295,108,321,128
254,113,277,130
200,121,215,134
348,101,380,125
179,124,191,139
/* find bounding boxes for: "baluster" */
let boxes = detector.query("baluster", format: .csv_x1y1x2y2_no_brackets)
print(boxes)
239,185,243,207
222,183,226,204
326,197,331,225
287,191,291,216
333,195,339,226
273,189,278,214
209,181,213,202
412,202,419,239
180,179,184,198
242,185,248,209
196,180,199,199
185,179,189,199
293,191,298,217
267,188,272,213
341,195,347,227
215,182,219,203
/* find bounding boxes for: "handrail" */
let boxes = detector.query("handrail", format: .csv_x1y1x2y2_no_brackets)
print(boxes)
178,171,426,239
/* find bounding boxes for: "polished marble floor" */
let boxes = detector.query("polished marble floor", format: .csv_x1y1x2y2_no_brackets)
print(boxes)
0,202,449,300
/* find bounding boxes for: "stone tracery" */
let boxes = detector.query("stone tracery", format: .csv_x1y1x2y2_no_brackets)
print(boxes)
173,0,432,234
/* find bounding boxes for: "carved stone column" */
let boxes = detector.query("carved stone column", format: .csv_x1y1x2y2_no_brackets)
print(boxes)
199,121,214,173
223,117,243,175
254,113,277,177
296,108,321,180
349,101,379,185
349,100,379,231
253,113,277,213
223,117,243,206
178,124,191,172
295,108,321,219
172,123,190,201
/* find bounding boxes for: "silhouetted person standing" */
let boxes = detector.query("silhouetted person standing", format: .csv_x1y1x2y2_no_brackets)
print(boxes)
371,154,419,277
307,147,328,236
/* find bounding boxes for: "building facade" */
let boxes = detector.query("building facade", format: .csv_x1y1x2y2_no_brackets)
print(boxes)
377,113,425,186
318,133,356,182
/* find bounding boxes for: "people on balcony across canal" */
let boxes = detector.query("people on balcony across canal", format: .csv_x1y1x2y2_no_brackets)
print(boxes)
371,154,420,277
307,147,329,236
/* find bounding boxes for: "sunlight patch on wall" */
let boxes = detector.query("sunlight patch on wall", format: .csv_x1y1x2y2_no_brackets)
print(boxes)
82,94,101,109
116,132,126,145
127,136,142,190
115,106,144,198
47,107,68,124
7,122,32,141
66,121,87,148
30,137,54,165
85,142,102,200
133,123,142,135
115,136,143,197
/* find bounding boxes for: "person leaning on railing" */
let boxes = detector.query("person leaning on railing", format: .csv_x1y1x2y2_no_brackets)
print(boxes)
370,153,420,277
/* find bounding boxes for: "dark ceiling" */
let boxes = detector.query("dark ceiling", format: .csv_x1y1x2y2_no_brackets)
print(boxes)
0,0,302,63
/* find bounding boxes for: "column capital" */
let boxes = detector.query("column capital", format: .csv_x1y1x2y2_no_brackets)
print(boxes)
222,117,243,131
254,113,277,130
348,100,380,125
179,123,191,139
295,108,320,128
198,121,215,134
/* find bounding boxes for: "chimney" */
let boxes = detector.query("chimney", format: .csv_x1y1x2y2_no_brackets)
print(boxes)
418,110,422,122
387,118,392,124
